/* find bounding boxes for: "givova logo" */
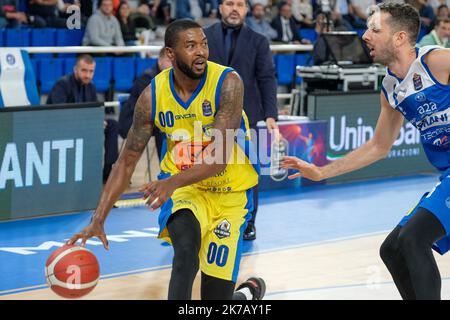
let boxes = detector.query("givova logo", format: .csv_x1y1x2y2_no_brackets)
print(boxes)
0,139,84,189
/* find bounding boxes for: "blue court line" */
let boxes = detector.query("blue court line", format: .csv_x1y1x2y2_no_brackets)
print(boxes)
0,230,394,297
0,174,439,294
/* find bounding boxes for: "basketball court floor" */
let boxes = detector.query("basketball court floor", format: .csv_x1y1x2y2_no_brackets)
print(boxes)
1,173,449,300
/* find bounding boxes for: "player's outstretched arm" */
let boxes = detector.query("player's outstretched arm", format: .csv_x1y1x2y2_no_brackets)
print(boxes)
281,93,404,181
140,72,244,210
67,85,154,249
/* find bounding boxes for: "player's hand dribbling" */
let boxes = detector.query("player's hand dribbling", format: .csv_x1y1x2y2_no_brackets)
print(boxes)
281,156,325,181
67,221,109,250
139,179,176,211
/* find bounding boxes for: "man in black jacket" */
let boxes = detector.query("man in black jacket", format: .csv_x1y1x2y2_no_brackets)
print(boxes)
203,0,279,240
118,48,172,160
47,54,119,183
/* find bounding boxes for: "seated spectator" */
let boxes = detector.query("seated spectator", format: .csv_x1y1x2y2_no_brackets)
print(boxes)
199,0,218,18
116,1,138,45
0,0,28,27
46,54,119,183
140,0,171,25
437,4,449,18
407,0,436,33
83,0,125,47
246,2,278,40
291,0,314,28
119,48,172,160
271,1,311,43
333,0,367,30
418,17,450,47
312,12,334,65
175,0,202,20
27,0,67,27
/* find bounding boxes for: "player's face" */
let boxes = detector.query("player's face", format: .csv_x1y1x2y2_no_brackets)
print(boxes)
362,12,396,65
220,0,248,27
172,28,209,80
74,60,95,85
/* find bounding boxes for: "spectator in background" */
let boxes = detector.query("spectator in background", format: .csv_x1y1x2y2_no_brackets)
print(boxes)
418,17,450,47
204,0,280,241
246,2,278,40
312,12,334,64
118,48,172,159
333,0,367,29
83,0,125,47
271,1,311,43
199,0,218,18
144,0,172,25
46,54,119,183
116,1,138,44
176,0,203,20
27,0,67,27
0,0,28,27
290,0,314,28
406,0,436,33
437,4,449,17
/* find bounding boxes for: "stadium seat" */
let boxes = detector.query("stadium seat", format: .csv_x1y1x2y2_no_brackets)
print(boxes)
30,28,56,58
31,58,40,82
63,57,77,75
5,28,30,47
113,57,136,91
0,29,4,47
56,29,85,57
39,58,64,94
300,28,317,43
275,54,295,86
92,57,112,92
136,58,157,77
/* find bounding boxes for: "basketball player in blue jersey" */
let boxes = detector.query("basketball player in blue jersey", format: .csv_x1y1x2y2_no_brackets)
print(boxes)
67,19,265,300
282,3,450,299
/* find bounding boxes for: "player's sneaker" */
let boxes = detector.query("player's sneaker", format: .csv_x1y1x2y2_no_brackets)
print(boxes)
236,277,266,300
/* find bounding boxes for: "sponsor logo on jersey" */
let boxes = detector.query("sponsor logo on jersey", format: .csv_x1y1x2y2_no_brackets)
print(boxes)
416,110,449,131
214,219,231,239
415,92,427,102
175,113,196,120
202,100,213,117
413,73,423,90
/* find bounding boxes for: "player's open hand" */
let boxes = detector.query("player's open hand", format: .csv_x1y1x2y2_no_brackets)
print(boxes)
280,156,325,181
66,221,109,250
139,179,176,211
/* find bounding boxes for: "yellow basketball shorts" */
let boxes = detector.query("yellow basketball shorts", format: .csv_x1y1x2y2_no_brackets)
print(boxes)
158,185,253,282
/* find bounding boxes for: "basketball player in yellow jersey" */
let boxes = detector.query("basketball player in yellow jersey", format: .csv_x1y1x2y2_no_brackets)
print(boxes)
67,19,265,300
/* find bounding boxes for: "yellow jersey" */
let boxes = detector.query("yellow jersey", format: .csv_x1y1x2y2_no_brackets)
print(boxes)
151,61,259,192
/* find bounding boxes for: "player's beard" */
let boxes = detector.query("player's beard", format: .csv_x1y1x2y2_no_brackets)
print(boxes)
175,56,205,80
374,40,396,66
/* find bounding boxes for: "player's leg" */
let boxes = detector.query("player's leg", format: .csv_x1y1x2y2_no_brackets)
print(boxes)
396,207,446,299
166,209,201,300
200,272,266,300
379,226,416,299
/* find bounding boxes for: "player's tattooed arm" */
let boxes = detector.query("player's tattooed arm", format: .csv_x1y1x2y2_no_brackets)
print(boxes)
91,85,154,224
167,71,244,189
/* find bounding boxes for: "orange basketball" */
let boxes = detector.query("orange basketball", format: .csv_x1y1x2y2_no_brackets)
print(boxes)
45,244,100,299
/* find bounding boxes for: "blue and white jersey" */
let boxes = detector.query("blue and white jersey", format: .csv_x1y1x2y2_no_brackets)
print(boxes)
381,45,450,172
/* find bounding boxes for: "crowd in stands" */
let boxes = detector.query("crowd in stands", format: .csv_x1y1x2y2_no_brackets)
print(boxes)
0,0,448,45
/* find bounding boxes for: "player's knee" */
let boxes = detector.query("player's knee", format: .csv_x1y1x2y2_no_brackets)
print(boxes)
172,241,200,271
379,235,397,263
397,228,422,254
